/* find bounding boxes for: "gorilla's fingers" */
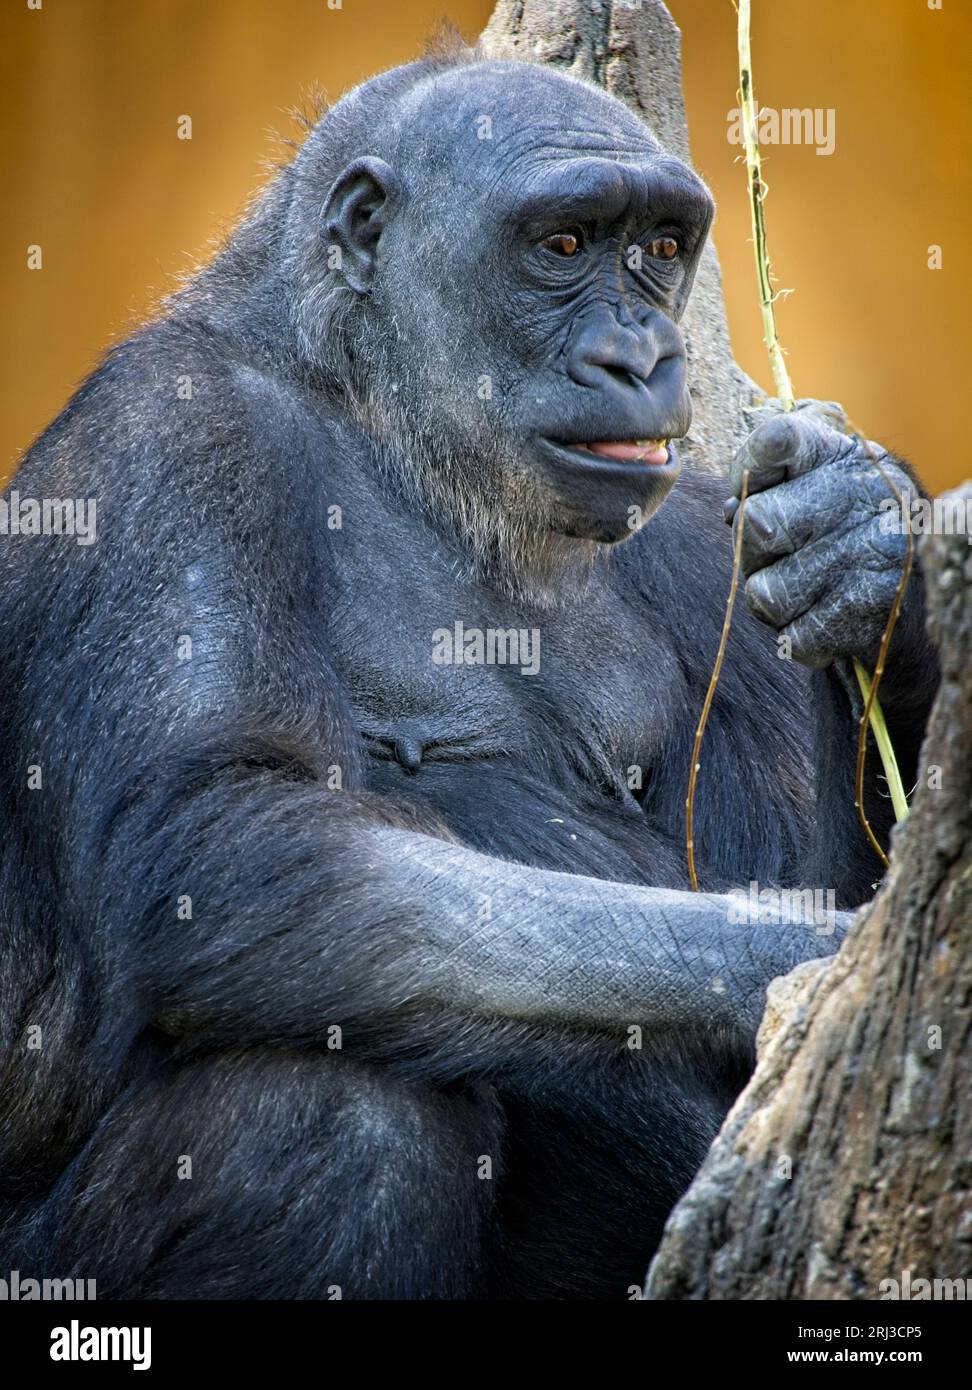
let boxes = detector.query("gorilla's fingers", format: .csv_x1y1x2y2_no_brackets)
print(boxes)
729,408,856,501
737,485,811,572
729,415,796,498
743,536,835,630
781,567,903,668
735,440,915,571
735,467,858,574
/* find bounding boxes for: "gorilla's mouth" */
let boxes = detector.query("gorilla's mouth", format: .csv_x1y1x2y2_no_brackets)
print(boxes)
541,438,677,471
575,439,671,466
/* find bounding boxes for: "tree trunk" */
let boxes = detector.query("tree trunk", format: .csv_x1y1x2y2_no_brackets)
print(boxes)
480,0,760,475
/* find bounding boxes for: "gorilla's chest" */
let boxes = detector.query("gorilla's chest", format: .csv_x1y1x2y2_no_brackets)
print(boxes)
325,555,684,815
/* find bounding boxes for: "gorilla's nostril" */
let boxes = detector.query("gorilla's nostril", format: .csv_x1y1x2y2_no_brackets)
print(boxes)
585,359,650,391
604,364,644,390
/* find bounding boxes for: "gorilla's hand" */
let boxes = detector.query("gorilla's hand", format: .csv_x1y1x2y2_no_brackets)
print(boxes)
723,400,915,669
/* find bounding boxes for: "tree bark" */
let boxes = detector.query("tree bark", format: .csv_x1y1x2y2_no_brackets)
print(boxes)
480,0,760,475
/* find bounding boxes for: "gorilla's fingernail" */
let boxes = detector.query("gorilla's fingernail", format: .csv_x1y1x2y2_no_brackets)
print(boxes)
723,498,739,524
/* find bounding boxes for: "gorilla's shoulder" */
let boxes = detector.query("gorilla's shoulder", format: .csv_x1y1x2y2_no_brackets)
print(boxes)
12,312,338,498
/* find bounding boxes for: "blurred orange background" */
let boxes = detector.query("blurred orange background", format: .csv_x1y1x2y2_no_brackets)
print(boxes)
1,0,968,492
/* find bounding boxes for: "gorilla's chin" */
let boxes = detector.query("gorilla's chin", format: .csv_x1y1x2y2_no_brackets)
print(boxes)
534,438,683,546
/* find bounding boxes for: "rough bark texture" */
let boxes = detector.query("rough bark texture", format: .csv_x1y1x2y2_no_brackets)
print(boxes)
645,490,972,1298
480,0,761,475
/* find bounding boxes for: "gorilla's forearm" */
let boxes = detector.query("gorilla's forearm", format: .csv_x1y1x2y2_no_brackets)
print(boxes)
112,762,849,1060
375,829,851,1039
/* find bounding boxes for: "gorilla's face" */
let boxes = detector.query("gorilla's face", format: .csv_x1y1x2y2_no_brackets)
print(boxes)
322,62,714,559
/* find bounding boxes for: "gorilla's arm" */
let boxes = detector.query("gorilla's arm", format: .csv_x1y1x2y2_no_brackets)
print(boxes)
82,700,847,1070
142,802,849,1057
366,830,850,1035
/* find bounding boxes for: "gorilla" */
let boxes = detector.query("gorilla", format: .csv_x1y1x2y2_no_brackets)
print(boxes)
0,44,937,1299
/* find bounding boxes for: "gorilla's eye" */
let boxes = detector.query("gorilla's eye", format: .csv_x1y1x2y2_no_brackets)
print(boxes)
648,236,679,261
541,231,581,257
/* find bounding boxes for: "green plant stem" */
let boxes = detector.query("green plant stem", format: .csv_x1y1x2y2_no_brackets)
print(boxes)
853,661,911,823
735,0,908,832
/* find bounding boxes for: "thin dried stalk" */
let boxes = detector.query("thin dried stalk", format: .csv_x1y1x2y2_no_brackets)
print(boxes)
687,471,750,892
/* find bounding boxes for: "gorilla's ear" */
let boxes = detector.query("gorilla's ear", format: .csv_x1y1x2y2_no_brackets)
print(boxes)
321,157,401,294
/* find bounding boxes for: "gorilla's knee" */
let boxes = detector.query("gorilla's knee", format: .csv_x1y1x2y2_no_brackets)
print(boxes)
38,1053,502,1299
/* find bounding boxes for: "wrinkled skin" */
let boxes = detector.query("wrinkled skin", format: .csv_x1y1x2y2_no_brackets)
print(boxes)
0,52,937,1299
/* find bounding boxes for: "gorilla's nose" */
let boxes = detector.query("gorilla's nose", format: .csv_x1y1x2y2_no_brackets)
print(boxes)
566,311,686,421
